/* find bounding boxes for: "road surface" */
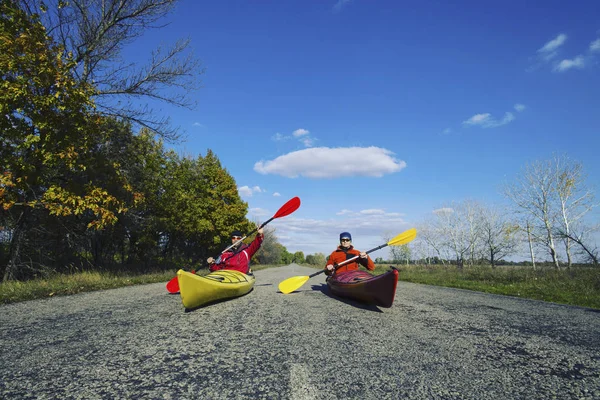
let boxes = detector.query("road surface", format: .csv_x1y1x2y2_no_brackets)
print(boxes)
1,264,599,399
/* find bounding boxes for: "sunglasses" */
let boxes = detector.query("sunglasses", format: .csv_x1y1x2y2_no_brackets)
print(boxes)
231,236,242,240
340,239,351,242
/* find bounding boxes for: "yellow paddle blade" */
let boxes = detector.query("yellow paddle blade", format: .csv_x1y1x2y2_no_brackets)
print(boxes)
388,228,417,246
278,275,310,294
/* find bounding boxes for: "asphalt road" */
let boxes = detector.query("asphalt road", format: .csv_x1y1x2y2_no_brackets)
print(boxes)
1,264,599,400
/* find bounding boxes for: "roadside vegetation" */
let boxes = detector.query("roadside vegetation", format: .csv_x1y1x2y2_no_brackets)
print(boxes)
1,263,598,310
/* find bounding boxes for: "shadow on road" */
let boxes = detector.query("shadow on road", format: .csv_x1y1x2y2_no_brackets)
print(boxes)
310,283,383,313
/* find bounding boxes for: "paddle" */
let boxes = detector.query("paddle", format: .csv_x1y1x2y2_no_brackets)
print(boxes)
221,196,301,253
277,228,417,294
166,196,301,293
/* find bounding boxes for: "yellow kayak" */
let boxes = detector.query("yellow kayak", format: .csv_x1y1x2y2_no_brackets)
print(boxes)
177,269,255,310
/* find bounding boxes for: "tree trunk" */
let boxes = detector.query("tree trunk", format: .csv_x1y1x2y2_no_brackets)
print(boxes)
527,221,536,270
3,211,26,282
565,237,572,268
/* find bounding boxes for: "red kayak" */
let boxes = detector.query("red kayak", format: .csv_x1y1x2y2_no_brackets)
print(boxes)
326,268,399,308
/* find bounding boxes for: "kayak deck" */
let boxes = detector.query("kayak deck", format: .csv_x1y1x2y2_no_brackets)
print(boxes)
177,269,255,310
326,268,399,308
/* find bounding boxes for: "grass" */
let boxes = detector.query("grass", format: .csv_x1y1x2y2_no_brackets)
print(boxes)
0,269,175,305
1,263,599,309
383,264,600,309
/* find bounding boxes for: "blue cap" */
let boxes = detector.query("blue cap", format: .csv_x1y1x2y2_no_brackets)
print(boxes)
340,232,352,241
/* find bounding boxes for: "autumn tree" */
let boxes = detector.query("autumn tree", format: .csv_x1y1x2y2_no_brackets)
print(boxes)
1,0,134,280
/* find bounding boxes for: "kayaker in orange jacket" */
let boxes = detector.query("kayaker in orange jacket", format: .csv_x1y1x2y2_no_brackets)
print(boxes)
325,232,375,275
207,226,264,274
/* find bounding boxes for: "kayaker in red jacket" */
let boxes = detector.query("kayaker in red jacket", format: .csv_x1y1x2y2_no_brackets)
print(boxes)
325,231,375,275
206,227,264,274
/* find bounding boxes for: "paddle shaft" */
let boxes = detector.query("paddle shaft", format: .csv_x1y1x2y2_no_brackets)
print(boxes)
214,197,300,255
308,243,389,278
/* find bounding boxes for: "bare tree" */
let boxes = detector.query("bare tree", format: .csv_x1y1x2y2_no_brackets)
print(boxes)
20,0,203,140
389,244,411,264
432,204,472,268
525,219,537,269
555,224,599,266
553,155,598,267
505,155,599,268
413,223,447,265
479,205,520,267
505,158,561,268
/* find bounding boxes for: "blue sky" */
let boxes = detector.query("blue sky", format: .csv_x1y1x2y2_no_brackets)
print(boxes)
129,0,600,258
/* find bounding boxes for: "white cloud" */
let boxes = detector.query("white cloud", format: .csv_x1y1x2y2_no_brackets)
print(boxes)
265,210,411,256
273,192,281,197
360,209,386,215
238,185,264,197
333,0,351,13
462,111,515,128
463,113,491,126
238,186,253,197
192,122,204,127
248,208,270,217
272,132,287,141
554,55,585,72
273,128,315,148
442,128,452,134
299,137,314,147
293,129,310,137
590,39,600,53
254,147,407,178
336,209,353,215
537,33,567,60
514,104,526,112
433,207,454,215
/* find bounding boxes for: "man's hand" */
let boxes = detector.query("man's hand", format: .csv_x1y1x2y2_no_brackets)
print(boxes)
207,257,215,264
359,252,367,259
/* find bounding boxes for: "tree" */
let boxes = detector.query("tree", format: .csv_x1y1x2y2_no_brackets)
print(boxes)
254,225,281,265
558,229,599,266
292,251,305,264
430,202,480,268
479,205,520,267
154,150,251,263
280,247,293,264
306,253,326,266
505,158,561,268
390,244,411,265
414,222,447,266
1,1,134,280
553,155,598,267
20,0,204,140
505,155,598,268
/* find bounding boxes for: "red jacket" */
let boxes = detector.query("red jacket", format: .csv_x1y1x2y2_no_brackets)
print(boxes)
209,234,263,274
326,245,375,274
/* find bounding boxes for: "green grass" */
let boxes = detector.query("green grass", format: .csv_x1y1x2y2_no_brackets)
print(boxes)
0,270,175,305
384,264,600,309
1,263,599,309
